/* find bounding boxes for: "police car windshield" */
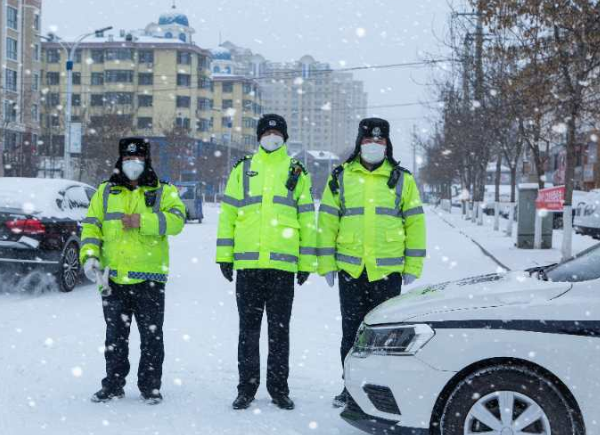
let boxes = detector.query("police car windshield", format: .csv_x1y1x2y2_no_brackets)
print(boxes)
545,243,600,282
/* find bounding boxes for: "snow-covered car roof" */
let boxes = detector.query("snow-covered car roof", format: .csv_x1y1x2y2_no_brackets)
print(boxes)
0,178,93,218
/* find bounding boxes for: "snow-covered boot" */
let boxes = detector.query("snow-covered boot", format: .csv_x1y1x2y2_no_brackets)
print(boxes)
91,387,125,403
232,394,254,410
141,390,163,405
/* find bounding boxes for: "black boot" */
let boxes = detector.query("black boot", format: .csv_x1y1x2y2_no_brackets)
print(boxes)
141,390,163,405
332,388,348,408
232,394,255,410
91,387,125,403
272,395,295,410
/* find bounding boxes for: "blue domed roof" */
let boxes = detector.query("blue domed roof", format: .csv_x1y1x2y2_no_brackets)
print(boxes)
211,47,232,60
158,10,189,27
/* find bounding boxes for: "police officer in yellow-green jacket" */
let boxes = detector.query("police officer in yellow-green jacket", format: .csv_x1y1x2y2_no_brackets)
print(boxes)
80,137,185,405
216,114,317,411
317,118,426,408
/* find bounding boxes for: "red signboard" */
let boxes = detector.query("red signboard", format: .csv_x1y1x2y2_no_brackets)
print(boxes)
536,186,565,211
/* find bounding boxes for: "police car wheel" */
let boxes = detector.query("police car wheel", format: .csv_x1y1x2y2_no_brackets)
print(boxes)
439,365,582,435
56,242,79,293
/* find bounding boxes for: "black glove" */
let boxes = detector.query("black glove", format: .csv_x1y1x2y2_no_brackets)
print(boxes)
219,262,234,282
297,272,310,286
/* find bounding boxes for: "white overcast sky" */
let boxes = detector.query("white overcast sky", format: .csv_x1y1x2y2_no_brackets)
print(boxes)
44,0,452,168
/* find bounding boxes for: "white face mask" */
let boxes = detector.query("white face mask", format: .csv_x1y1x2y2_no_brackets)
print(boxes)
122,159,145,181
361,142,386,164
260,134,285,152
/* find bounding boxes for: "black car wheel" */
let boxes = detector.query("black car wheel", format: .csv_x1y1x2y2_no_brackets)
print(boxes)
440,365,582,435
56,242,80,293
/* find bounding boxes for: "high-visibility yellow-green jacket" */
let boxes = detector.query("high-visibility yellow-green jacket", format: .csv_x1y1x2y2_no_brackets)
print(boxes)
317,159,426,282
80,181,186,285
216,145,317,273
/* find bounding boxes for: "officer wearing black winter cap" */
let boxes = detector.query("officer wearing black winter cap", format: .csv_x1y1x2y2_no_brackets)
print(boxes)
216,114,317,411
81,137,186,405
317,118,427,408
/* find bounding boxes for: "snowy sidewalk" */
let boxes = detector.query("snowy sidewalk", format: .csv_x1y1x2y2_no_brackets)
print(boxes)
433,206,598,271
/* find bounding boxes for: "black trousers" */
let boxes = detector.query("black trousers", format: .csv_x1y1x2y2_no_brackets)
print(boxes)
339,270,402,367
101,280,165,395
236,269,295,398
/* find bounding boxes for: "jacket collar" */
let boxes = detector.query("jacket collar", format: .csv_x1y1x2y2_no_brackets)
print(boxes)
254,144,289,164
347,158,393,177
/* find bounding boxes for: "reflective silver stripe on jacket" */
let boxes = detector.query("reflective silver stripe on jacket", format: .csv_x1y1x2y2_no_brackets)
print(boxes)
342,207,364,217
153,186,164,213
82,217,102,228
242,196,263,206
319,204,339,216
127,271,168,282
273,190,296,208
169,207,185,220
104,212,124,221
299,247,317,256
157,211,167,235
298,203,315,213
270,253,298,263
338,169,347,216
222,195,240,207
336,253,361,265
405,249,426,257
404,206,424,218
317,247,335,256
395,171,405,212
376,257,405,266
240,158,262,207
82,238,102,247
102,183,112,215
234,252,260,261
217,238,234,247
375,207,401,217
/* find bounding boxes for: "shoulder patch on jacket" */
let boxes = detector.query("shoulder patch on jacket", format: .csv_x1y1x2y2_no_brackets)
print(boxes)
328,165,345,194
290,158,307,175
233,155,253,168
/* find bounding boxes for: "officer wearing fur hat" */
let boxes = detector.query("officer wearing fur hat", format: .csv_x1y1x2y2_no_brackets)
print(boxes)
317,118,426,407
81,137,186,405
216,114,317,411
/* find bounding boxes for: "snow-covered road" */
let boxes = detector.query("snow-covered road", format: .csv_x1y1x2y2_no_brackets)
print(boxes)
0,205,498,435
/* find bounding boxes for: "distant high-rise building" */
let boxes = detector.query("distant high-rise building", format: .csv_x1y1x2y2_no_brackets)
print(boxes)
0,0,43,176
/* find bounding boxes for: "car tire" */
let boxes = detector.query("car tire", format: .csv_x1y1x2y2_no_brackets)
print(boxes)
56,242,80,293
440,365,582,435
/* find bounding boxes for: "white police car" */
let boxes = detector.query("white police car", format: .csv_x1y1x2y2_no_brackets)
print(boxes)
342,244,600,435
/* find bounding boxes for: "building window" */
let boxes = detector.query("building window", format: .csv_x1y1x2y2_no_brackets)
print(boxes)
243,83,253,94
72,94,81,107
90,94,104,107
138,73,153,85
34,14,40,31
198,55,209,70
106,49,133,61
165,32,173,39
222,82,234,93
177,51,192,65
105,92,133,105
138,50,154,64
6,6,17,30
74,49,82,63
46,48,60,63
197,98,212,111
178,33,186,43
91,72,104,85
4,100,17,122
196,118,211,132
223,99,234,110
105,70,134,83
138,95,153,107
221,117,232,128
6,37,17,61
31,104,39,122
91,49,104,63
176,96,191,108
72,72,81,85
33,44,40,61
176,117,190,129
45,93,60,107
46,72,60,86
5,69,17,92
137,117,153,129
177,74,191,87
198,77,212,90
32,73,39,91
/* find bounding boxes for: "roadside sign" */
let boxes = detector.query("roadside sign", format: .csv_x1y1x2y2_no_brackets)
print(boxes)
70,122,82,154
536,186,564,211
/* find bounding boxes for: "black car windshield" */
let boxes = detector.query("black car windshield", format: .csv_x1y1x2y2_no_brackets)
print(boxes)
545,243,600,282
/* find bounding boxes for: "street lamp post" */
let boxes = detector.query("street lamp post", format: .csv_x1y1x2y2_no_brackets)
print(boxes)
43,26,112,179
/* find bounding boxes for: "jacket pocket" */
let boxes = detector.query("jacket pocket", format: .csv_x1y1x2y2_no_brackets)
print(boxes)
102,220,122,242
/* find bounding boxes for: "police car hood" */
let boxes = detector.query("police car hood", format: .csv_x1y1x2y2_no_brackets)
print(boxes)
364,272,572,325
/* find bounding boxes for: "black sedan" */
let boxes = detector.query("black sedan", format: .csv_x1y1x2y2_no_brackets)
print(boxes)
0,177,96,292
